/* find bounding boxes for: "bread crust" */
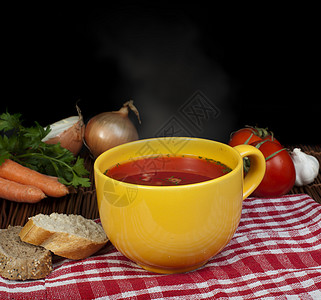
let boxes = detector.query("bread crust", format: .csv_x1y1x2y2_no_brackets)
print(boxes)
19,218,108,260
0,226,53,280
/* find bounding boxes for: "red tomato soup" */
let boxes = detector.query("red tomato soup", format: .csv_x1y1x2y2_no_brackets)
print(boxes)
105,155,232,186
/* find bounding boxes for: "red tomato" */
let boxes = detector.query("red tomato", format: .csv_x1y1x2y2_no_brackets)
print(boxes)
251,140,296,197
229,126,280,147
229,128,262,147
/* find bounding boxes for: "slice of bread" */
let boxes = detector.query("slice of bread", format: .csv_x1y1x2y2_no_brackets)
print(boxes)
0,226,53,280
19,213,108,260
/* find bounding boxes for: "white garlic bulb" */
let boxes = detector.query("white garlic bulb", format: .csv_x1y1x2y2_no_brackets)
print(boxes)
291,148,319,186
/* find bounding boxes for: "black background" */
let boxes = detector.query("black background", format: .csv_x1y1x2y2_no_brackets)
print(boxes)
2,3,319,145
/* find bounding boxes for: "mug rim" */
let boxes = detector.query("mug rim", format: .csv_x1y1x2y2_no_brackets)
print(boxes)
94,137,243,189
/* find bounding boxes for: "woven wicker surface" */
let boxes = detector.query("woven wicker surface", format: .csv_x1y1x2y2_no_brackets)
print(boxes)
1,144,320,229
0,153,98,229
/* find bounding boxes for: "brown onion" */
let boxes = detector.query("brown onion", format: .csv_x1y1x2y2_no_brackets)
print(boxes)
42,106,85,156
84,100,141,158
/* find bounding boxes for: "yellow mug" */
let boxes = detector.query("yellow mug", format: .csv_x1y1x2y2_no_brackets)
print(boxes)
94,137,265,274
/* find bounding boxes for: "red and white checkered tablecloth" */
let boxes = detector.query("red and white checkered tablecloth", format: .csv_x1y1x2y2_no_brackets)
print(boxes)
1,194,321,299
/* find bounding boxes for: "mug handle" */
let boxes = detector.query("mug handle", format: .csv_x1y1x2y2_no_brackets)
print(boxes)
233,144,266,200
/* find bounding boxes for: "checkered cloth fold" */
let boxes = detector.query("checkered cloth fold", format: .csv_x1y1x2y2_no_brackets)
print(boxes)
1,194,321,299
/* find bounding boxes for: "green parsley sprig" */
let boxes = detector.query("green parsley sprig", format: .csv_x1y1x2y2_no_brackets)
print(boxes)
0,111,90,188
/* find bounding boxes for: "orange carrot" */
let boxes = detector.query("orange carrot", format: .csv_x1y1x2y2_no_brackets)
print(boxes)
0,159,69,197
0,177,46,203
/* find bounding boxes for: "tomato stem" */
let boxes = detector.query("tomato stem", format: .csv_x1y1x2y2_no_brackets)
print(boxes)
245,125,275,139
253,139,269,149
244,133,254,145
265,148,287,161
253,139,286,161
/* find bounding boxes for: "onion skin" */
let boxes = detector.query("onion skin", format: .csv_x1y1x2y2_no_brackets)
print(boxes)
85,112,138,158
84,100,141,158
45,118,85,156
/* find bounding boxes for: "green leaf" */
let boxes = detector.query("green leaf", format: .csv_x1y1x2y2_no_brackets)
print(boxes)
0,112,22,132
69,175,91,188
72,157,90,176
0,134,19,154
23,122,51,148
0,149,11,165
0,111,91,188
